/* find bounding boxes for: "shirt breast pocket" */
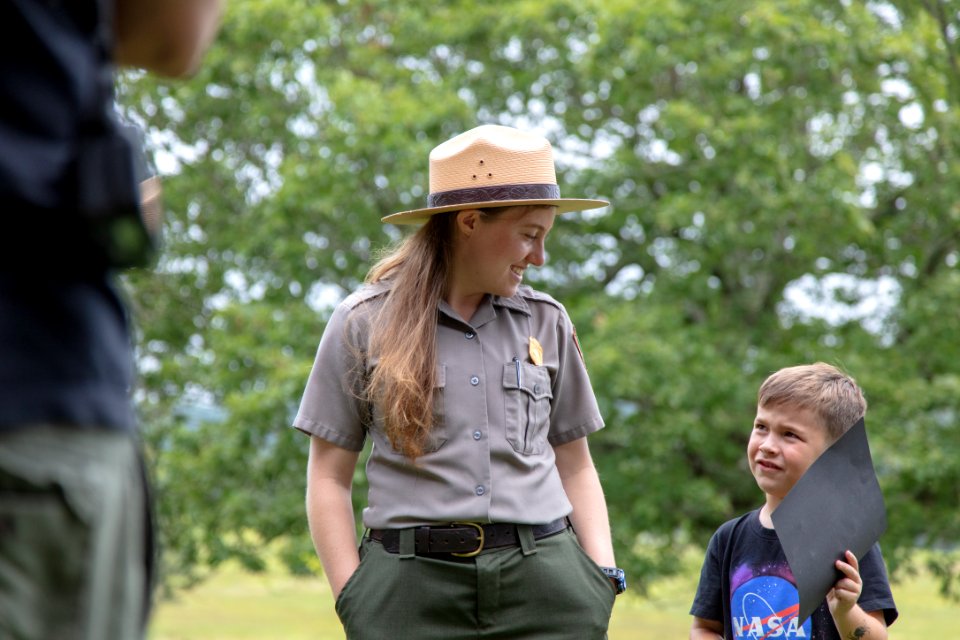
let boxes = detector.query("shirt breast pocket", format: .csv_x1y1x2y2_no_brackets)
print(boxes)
502,361,553,455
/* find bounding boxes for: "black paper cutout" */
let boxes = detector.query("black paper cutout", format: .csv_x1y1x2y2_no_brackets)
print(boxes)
771,417,887,625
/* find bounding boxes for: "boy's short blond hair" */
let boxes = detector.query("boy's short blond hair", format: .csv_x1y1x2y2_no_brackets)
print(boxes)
758,362,867,442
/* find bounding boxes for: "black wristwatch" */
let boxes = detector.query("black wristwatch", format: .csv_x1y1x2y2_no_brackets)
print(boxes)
600,566,626,595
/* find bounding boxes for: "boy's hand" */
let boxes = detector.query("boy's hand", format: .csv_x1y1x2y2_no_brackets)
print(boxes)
827,550,863,617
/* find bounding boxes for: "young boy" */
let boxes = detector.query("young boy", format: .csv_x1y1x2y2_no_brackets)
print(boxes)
689,363,898,639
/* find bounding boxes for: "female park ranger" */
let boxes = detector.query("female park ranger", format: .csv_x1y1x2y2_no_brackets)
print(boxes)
294,124,625,639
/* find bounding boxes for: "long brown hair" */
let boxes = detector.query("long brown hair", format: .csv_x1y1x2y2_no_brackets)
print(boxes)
365,212,457,459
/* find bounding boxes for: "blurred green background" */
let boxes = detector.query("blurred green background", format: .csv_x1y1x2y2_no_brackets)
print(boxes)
119,0,959,629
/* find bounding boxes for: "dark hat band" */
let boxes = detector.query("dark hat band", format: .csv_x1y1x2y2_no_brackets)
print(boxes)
427,183,561,208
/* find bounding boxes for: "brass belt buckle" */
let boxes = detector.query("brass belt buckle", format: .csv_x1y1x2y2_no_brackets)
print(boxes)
451,522,484,557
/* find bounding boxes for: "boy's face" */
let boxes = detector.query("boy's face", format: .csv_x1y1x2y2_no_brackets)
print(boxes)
748,403,830,505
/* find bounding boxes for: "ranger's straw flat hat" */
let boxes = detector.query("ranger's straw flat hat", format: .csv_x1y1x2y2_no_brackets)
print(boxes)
381,124,609,224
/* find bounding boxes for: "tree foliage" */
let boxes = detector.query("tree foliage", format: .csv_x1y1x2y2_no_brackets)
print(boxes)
120,0,960,594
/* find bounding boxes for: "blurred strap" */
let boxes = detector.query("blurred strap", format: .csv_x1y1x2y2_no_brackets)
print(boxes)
138,176,163,238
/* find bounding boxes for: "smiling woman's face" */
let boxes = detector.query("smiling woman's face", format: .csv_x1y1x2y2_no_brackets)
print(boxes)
453,205,557,299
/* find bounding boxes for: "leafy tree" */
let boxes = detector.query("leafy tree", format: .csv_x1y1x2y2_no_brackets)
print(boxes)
121,0,959,594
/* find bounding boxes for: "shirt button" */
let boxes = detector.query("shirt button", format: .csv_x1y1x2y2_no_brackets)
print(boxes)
465,331,475,339
534,383,541,394
470,375,480,386
475,485,485,496
473,430,482,440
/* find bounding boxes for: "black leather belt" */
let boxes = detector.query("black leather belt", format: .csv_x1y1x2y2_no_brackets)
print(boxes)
369,517,570,557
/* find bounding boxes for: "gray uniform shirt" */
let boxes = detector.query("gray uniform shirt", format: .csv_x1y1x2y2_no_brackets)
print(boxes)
293,280,604,529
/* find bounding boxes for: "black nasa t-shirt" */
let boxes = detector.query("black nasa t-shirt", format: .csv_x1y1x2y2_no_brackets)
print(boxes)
690,509,898,639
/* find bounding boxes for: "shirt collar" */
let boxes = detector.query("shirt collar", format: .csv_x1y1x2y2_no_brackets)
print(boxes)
437,291,531,329
492,292,531,316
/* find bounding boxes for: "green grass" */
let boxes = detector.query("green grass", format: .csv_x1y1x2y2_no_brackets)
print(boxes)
150,560,952,639
149,567,343,639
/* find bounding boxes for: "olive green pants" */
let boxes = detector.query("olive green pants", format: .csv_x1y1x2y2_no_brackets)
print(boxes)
335,526,616,639
0,425,152,640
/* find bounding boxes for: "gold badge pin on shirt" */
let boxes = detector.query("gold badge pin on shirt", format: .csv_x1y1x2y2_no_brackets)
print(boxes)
528,336,543,366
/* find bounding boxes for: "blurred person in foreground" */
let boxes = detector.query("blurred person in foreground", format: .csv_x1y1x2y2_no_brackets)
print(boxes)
689,363,898,639
294,124,625,638
0,1,223,638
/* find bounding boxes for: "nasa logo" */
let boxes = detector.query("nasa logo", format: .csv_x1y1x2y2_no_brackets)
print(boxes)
730,576,812,638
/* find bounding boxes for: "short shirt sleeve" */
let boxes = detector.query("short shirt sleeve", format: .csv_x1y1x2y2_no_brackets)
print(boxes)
292,295,372,451
689,526,726,622
545,304,604,445
857,544,899,626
